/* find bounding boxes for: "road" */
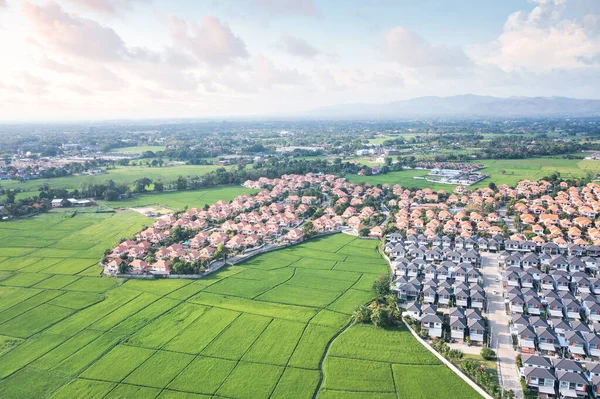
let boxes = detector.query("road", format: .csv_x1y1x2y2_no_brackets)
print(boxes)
498,206,516,233
481,252,523,398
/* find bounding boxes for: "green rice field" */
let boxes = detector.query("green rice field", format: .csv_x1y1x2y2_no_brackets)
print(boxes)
0,195,481,398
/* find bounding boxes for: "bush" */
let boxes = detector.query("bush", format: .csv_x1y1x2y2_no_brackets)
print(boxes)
352,305,371,324
372,274,391,300
370,307,390,327
480,347,496,360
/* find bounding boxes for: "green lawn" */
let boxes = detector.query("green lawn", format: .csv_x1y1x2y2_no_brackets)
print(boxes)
347,169,452,191
110,145,167,154
100,185,257,210
0,164,225,193
0,192,481,398
346,156,600,192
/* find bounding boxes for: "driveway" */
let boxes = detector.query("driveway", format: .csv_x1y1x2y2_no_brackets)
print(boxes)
481,252,523,398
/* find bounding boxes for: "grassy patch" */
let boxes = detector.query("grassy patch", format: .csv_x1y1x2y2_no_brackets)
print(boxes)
216,361,284,399
80,344,155,382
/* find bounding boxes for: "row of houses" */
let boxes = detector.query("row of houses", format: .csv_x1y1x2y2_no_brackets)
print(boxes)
510,181,600,246
104,173,385,275
386,235,488,342
520,354,598,399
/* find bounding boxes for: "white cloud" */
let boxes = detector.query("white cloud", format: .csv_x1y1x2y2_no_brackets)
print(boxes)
252,0,319,17
251,53,306,87
22,1,130,61
384,26,472,78
276,34,320,58
168,15,249,67
470,0,600,72
63,0,149,16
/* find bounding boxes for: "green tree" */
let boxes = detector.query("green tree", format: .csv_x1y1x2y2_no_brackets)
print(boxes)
213,243,228,260
352,305,371,324
480,347,496,360
372,274,391,300
134,177,152,193
358,227,370,237
370,307,389,327
384,294,397,308
302,221,315,238
118,262,129,274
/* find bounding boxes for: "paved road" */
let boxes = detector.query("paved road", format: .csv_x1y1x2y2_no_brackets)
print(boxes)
498,206,516,233
481,252,523,398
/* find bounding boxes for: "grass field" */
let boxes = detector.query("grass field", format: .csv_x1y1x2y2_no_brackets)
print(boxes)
347,156,600,192
109,146,167,154
0,164,225,193
347,169,452,191
0,189,481,398
100,185,257,210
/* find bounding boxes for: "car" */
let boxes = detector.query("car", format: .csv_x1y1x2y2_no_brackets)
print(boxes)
495,277,500,282
492,289,498,295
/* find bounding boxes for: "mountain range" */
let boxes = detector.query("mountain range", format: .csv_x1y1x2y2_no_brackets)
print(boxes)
306,95,600,118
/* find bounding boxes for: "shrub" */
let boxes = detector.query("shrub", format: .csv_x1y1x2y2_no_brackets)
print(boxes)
352,305,371,324
515,354,522,368
370,307,390,327
480,347,496,360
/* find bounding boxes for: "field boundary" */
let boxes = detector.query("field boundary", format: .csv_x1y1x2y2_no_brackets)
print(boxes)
313,320,353,399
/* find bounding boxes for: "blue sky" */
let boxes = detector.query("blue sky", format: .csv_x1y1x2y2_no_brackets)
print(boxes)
0,0,598,120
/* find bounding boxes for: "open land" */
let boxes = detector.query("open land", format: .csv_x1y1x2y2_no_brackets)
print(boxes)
109,146,167,154
348,156,600,191
0,205,481,398
100,186,257,210
0,164,225,193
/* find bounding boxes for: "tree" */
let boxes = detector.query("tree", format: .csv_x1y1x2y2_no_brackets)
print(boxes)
488,182,497,191
358,227,370,237
370,307,390,327
213,243,228,260
372,274,391,300
5,190,15,204
352,305,371,324
480,347,496,360
104,189,119,201
176,176,187,191
118,262,129,274
302,222,315,238
384,294,397,308
134,177,152,193
154,181,164,192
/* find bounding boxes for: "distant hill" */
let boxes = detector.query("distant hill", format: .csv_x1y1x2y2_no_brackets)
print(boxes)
307,95,600,118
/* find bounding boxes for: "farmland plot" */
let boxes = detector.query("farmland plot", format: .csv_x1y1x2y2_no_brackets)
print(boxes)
0,208,481,398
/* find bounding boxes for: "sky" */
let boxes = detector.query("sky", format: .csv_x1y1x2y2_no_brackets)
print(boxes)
0,0,599,120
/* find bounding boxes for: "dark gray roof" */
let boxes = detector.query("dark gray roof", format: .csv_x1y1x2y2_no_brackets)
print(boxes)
556,370,587,384
522,354,552,368
524,367,555,380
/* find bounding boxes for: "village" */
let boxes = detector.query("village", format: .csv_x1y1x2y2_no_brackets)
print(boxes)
103,174,387,276
383,178,600,399
101,171,600,398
